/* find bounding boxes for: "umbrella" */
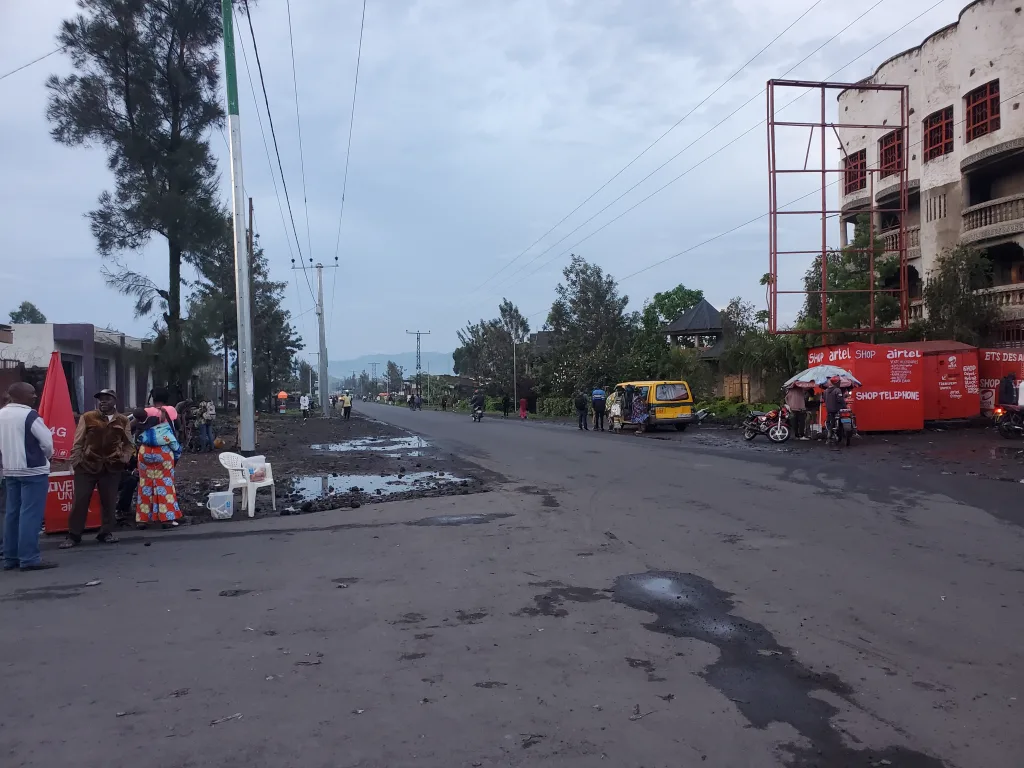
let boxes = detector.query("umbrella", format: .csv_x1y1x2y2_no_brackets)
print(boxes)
782,365,862,390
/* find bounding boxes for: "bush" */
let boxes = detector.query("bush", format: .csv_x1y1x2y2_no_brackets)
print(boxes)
537,397,574,418
696,397,779,423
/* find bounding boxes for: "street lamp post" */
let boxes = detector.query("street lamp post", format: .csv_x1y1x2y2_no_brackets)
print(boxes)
512,339,518,411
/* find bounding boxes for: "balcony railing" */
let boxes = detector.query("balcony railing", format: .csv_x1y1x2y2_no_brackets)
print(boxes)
978,283,1024,320
962,194,1024,242
880,225,920,254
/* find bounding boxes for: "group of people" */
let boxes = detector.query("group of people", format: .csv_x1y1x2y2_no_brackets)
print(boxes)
574,386,650,433
784,375,848,440
0,383,184,571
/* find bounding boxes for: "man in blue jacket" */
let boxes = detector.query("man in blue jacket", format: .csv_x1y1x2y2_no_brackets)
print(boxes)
0,382,56,571
591,387,607,431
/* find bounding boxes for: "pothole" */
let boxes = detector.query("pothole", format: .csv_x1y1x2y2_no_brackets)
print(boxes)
287,472,466,501
310,436,429,453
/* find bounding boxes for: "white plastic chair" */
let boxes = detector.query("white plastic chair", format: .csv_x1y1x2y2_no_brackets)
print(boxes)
219,452,250,515
218,452,276,517
246,462,276,516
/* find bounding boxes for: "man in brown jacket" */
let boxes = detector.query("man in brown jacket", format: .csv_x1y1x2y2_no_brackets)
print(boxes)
61,389,134,547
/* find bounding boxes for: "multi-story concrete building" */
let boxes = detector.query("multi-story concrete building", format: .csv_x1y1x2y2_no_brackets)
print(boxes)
837,0,1024,341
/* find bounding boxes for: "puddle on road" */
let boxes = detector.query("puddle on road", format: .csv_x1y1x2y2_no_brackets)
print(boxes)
311,436,429,453
288,471,466,501
613,571,944,768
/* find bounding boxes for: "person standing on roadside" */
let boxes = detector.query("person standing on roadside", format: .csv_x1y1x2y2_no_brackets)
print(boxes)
61,388,133,549
198,397,216,452
823,375,846,439
519,397,528,420
574,391,589,430
591,386,607,431
0,383,56,570
300,393,311,422
342,391,353,420
501,394,511,418
785,385,809,441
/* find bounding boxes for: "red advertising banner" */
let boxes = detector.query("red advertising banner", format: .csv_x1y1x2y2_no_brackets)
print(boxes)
37,351,76,461
43,471,101,534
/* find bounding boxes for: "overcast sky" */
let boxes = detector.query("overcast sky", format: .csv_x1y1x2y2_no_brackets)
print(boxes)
0,0,961,362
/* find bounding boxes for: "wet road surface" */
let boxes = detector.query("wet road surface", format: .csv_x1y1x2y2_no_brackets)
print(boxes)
0,403,1020,767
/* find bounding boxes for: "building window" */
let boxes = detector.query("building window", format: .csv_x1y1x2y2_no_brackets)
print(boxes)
843,149,866,195
922,106,954,161
965,80,1000,142
878,130,903,179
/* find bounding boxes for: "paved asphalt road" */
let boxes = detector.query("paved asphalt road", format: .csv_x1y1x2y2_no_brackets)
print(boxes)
2,404,1021,768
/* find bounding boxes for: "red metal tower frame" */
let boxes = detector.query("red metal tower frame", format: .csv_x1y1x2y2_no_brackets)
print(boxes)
767,79,910,335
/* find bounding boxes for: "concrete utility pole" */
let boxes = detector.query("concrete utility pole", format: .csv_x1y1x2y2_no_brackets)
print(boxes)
406,330,431,396
316,265,330,417
293,259,337,417
220,0,256,453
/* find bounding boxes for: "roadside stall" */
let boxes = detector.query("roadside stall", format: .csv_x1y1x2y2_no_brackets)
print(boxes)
879,341,979,421
979,348,1024,414
807,343,924,432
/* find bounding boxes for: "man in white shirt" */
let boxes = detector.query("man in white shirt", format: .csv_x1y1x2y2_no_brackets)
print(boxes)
299,394,311,421
0,382,56,571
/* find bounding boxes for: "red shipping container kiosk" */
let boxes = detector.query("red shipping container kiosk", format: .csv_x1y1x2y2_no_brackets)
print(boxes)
44,471,102,534
807,343,924,432
878,341,980,422
978,348,1024,414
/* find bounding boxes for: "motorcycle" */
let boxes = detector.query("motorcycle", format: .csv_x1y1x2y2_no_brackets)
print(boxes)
471,406,484,423
826,407,857,447
742,404,791,443
994,405,1024,438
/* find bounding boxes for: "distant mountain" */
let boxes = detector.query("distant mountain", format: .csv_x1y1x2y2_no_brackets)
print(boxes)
328,351,454,379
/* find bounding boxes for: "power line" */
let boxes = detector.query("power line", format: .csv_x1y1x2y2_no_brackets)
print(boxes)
329,0,369,337
239,0,315,304
472,0,827,292
232,5,295,265
559,83,1024,307
495,0,946,294
286,0,315,263
493,0,895,290
0,46,64,82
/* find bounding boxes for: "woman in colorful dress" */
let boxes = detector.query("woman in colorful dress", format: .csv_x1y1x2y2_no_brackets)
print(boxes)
631,390,649,434
134,389,182,529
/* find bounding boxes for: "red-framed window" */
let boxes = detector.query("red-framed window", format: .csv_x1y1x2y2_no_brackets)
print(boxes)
843,149,866,195
878,130,904,179
965,80,1000,142
922,106,954,161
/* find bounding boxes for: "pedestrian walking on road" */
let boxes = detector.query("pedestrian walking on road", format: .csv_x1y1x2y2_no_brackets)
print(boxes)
591,387,607,431
519,397,528,420
574,392,589,430
441,395,448,412
61,388,133,548
342,391,353,420
300,394,311,421
1,382,56,570
501,395,511,418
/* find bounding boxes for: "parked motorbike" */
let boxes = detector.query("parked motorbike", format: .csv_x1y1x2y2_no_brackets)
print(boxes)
472,406,484,423
994,405,1024,438
742,405,791,443
826,407,857,447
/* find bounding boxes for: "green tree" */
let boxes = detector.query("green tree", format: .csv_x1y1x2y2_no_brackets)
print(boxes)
46,0,228,392
922,245,999,345
543,255,634,394
799,215,899,341
721,297,805,395
629,284,705,378
385,361,404,392
452,298,531,393
294,360,317,396
9,301,47,324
